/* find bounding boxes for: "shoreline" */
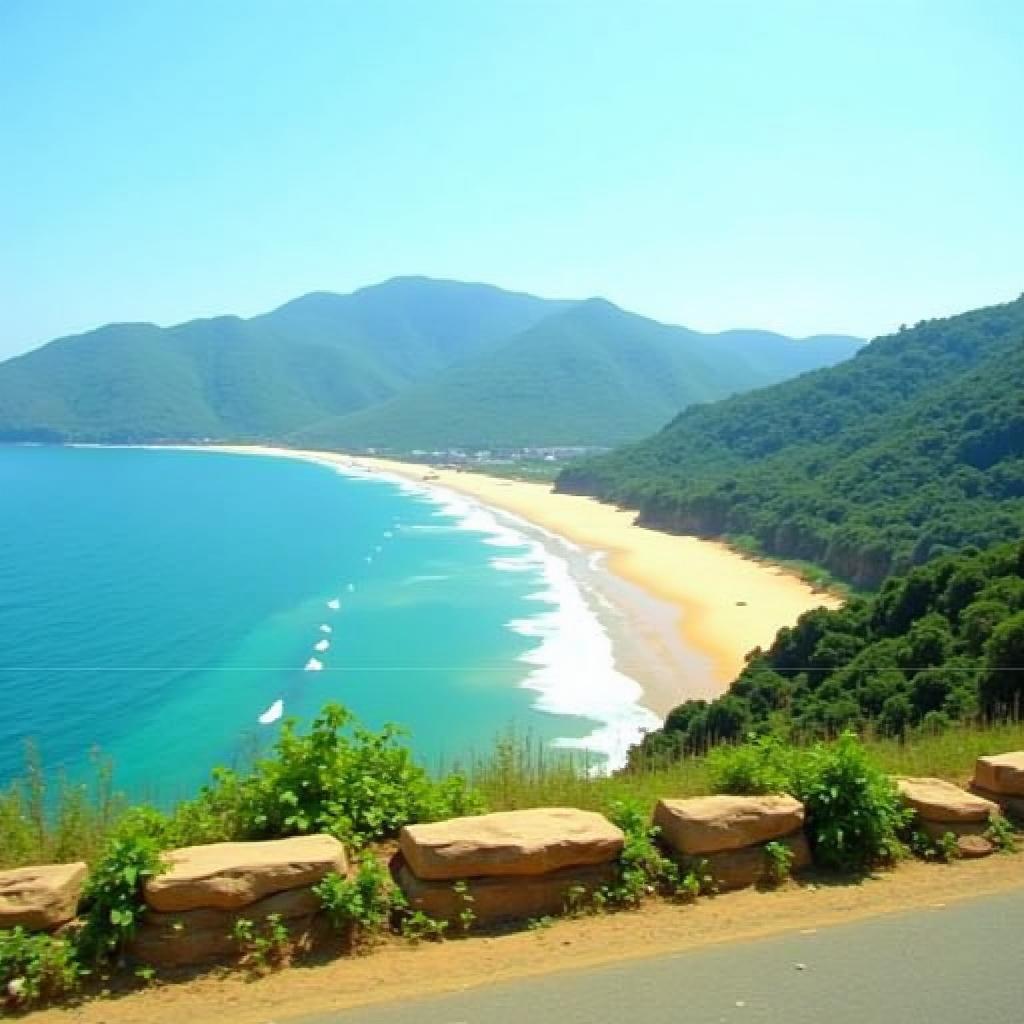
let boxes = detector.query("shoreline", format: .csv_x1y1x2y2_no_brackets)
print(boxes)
201,445,841,716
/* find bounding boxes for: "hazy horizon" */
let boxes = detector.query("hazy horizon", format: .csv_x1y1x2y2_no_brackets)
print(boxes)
2,0,1022,358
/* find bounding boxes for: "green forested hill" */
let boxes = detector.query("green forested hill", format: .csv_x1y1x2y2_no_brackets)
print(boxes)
559,294,1024,587
0,278,859,446
295,300,863,449
0,278,566,442
633,540,1024,764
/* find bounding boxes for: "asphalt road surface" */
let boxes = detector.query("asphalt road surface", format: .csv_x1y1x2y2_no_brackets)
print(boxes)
294,887,1024,1024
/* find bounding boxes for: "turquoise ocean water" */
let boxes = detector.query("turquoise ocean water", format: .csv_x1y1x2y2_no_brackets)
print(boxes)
0,446,657,798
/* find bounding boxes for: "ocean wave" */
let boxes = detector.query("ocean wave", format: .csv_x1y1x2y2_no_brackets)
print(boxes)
258,699,283,725
323,459,657,769
400,479,657,769
304,657,324,672
403,574,451,584
314,638,330,652
505,545,661,770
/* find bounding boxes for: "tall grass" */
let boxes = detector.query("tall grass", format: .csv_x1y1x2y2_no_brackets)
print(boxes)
3,720,1023,871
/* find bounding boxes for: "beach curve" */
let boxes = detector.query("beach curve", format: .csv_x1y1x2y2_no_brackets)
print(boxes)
204,446,841,719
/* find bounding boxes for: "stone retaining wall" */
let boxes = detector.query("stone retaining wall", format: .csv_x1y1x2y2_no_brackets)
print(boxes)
131,834,347,966
394,808,624,926
654,794,810,890
969,751,1024,822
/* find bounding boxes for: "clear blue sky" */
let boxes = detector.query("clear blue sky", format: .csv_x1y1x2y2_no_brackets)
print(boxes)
2,0,1022,358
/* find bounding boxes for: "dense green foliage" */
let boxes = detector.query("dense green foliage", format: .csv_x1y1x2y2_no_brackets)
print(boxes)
76,835,164,963
298,300,862,448
708,734,909,872
0,278,858,447
182,704,486,846
559,294,1024,586
634,541,1024,762
0,928,80,1009
0,278,563,442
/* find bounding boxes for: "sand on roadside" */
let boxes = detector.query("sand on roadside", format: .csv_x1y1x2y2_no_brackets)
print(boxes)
206,446,841,715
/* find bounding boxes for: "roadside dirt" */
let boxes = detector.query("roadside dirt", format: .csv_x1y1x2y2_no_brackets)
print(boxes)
32,851,1024,1024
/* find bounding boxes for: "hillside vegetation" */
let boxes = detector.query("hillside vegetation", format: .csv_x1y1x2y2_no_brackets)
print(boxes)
559,294,1024,586
0,278,859,447
632,540,1024,764
298,300,862,449
0,278,564,443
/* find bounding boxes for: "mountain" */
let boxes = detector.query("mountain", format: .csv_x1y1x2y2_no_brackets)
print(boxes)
631,538,1024,764
0,277,860,446
558,294,1024,587
295,300,863,449
0,278,566,443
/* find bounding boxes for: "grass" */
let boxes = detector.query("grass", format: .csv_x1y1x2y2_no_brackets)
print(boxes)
5,719,1021,872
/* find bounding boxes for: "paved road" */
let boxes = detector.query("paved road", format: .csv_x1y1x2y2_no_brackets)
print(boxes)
294,888,1024,1024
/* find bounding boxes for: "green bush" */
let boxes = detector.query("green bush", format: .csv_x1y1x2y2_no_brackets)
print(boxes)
313,854,401,940
198,704,484,846
793,733,910,872
707,735,798,795
0,928,81,1009
604,799,702,906
708,732,910,873
762,840,795,885
76,834,164,962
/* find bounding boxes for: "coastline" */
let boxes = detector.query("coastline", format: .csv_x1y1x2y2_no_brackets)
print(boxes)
203,445,841,716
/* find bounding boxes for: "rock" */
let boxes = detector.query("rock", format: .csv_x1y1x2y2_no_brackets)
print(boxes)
969,785,1024,823
145,835,347,912
393,858,617,926
956,835,995,859
399,808,623,882
693,832,811,891
973,752,1024,797
131,887,324,966
0,862,87,931
895,777,998,823
654,795,804,856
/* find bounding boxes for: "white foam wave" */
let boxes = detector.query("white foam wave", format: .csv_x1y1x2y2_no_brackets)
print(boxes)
321,458,657,769
326,598,340,611
320,624,333,634
504,544,661,769
314,639,330,652
304,657,324,672
258,699,284,725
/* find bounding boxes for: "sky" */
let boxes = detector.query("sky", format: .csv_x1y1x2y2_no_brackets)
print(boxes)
1,0,1022,359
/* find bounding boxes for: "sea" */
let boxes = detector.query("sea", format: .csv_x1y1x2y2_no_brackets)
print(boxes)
0,445,661,799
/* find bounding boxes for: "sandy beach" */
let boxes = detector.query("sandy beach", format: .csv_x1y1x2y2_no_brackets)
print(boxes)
208,446,841,717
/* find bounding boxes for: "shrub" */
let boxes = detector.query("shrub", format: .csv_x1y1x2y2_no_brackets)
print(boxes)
0,929,80,1009
762,840,795,885
792,733,910,872
985,815,1017,852
313,854,401,941
707,735,798,795
603,799,698,906
77,834,164,963
232,914,292,972
201,704,483,846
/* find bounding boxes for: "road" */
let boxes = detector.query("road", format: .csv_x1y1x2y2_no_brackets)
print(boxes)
293,887,1024,1024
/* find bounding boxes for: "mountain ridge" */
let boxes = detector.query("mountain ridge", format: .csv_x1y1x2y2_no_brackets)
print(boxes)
0,276,862,446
